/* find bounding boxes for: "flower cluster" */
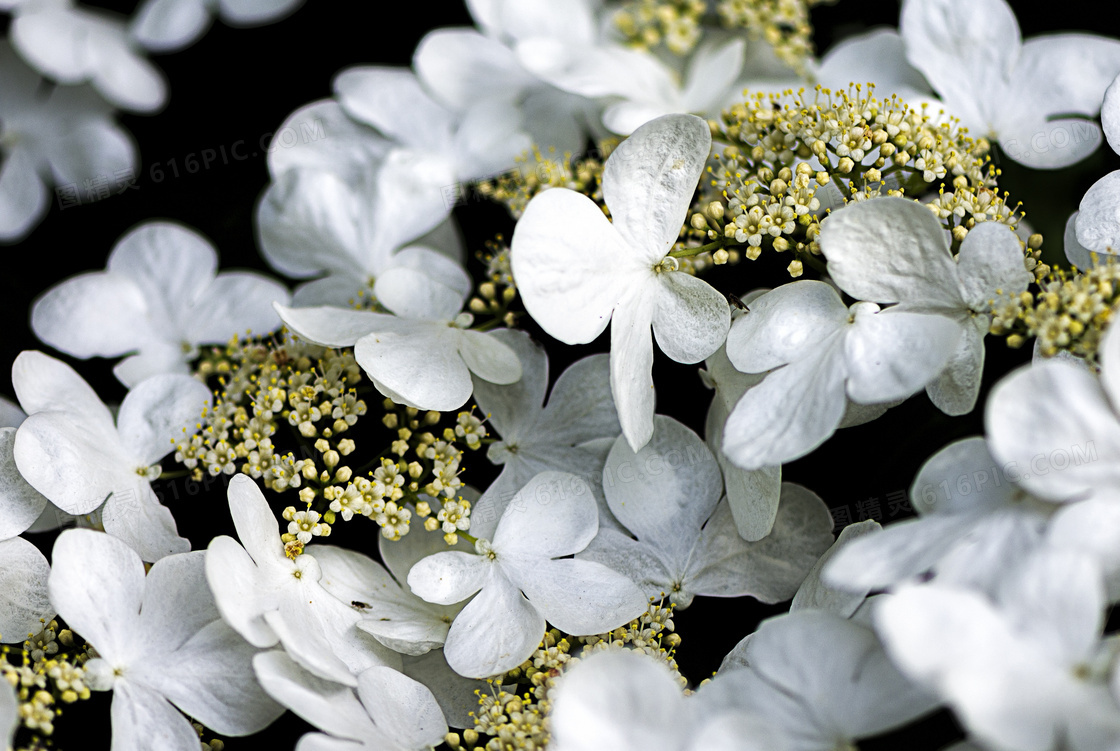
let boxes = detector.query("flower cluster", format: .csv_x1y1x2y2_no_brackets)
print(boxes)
1,620,92,747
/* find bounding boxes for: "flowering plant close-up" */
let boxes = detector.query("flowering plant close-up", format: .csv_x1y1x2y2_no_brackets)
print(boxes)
4,1,1120,750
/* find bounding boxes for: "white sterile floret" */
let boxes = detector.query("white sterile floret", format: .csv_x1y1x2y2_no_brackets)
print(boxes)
6,0,167,113
901,0,1120,169
510,113,731,452
275,264,521,412
333,66,532,199
470,329,621,524
578,415,834,608
407,471,648,679
12,350,210,561
48,529,283,751
549,649,786,751
876,550,1120,751
256,147,465,308
130,0,305,54
721,279,959,470
1077,73,1120,255
704,609,938,751
31,221,290,387
821,197,1032,416
0,40,137,243
253,651,447,751
522,32,748,136
205,475,401,687
0,680,15,750
414,24,594,156
824,437,1054,599
788,519,881,619
311,527,466,657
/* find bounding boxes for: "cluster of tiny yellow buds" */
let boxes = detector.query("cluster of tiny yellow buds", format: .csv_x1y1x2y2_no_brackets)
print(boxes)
283,539,304,559
578,598,684,686
375,501,412,541
282,506,330,544
468,262,521,331
992,257,1120,361
475,140,616,219
614,0,706,54
176,335,366,494
437,496,473,544
193,722,226,751
699,86,1018,275
2,619,94,741
716,0,833,74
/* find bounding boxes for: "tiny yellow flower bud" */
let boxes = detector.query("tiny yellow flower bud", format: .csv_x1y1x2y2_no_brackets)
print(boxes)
444,532,459,545
706,200,724,220
416,501,431,517
787,259,804,277
469,298,488,314
1006,334,1025,349
302,463,318,480
424,411,440,425
408,461,424,478
338,438,356,456
424,517,440,532
382,413,398,429
837,157,855,174
334,466,352,483
1028,233,1043,250
952,225,969,242
864,168,882,183
713,249,729,264
479,282,496,300
299,487,316,504
398,427,412,441
314,438,330,453
772,237,790,252
323,510,336,525
816,171,830,186
690,213,708,230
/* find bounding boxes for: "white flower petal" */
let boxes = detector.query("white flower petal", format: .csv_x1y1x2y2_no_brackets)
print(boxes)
601,416,722,565
492,471,600,559
107,221,217,331
651,272,730,364
407,551,490,606
1064,211,1103,268
610,288,657,451
844,309,960,404
0,537,53,644
414,28,535,111
724,280,848,373
12,350,116,427
442,570,545,678
956,222,1032,310
354,323,475,411
109,680,202,751
1078,170,1120,252
146,620,283,736
374,266,466,321
688,484,834,602
402,649,488,730
791,519,880,617
332,67,453,150
602,114,710,259
510,187,631,344
30,272,152,359
48,529,143,663
821,196,960,309
253,651,372,741
184,272,289,344
115,374,211,466
217,0,303,25
471,329,549,440
510,557,647,635
356,666,448,749
577,528,675,605
205,536,278,648
0,146,47,242
680,39,746,112
1011,35,1120,120
129,0,211,53
986,359,1120,501
999,118,1103,169
457,329,523,386
925,321,986,416
722,345,847,470
1105,74,1120,154
225,475,286,569
0,428,48,539
133,551,215,652
275,303,386,348
101,484,190,562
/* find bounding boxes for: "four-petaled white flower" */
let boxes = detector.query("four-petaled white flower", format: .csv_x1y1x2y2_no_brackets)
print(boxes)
31,221,290,387
205,474,401,687
470,328,621,523
48,528,283,751
579,415,834,608
12,350,210,561
408,470,648,678
510,113,730,451
1076,73,1120,256
721,279,959,470
820,197,1032,415
901,0,1120,168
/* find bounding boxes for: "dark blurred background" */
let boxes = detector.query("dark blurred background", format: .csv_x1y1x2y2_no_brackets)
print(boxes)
1,1,1117,748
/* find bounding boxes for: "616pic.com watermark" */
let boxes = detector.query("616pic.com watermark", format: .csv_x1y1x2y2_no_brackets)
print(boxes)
914,441,1099,509
54,118,327,210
